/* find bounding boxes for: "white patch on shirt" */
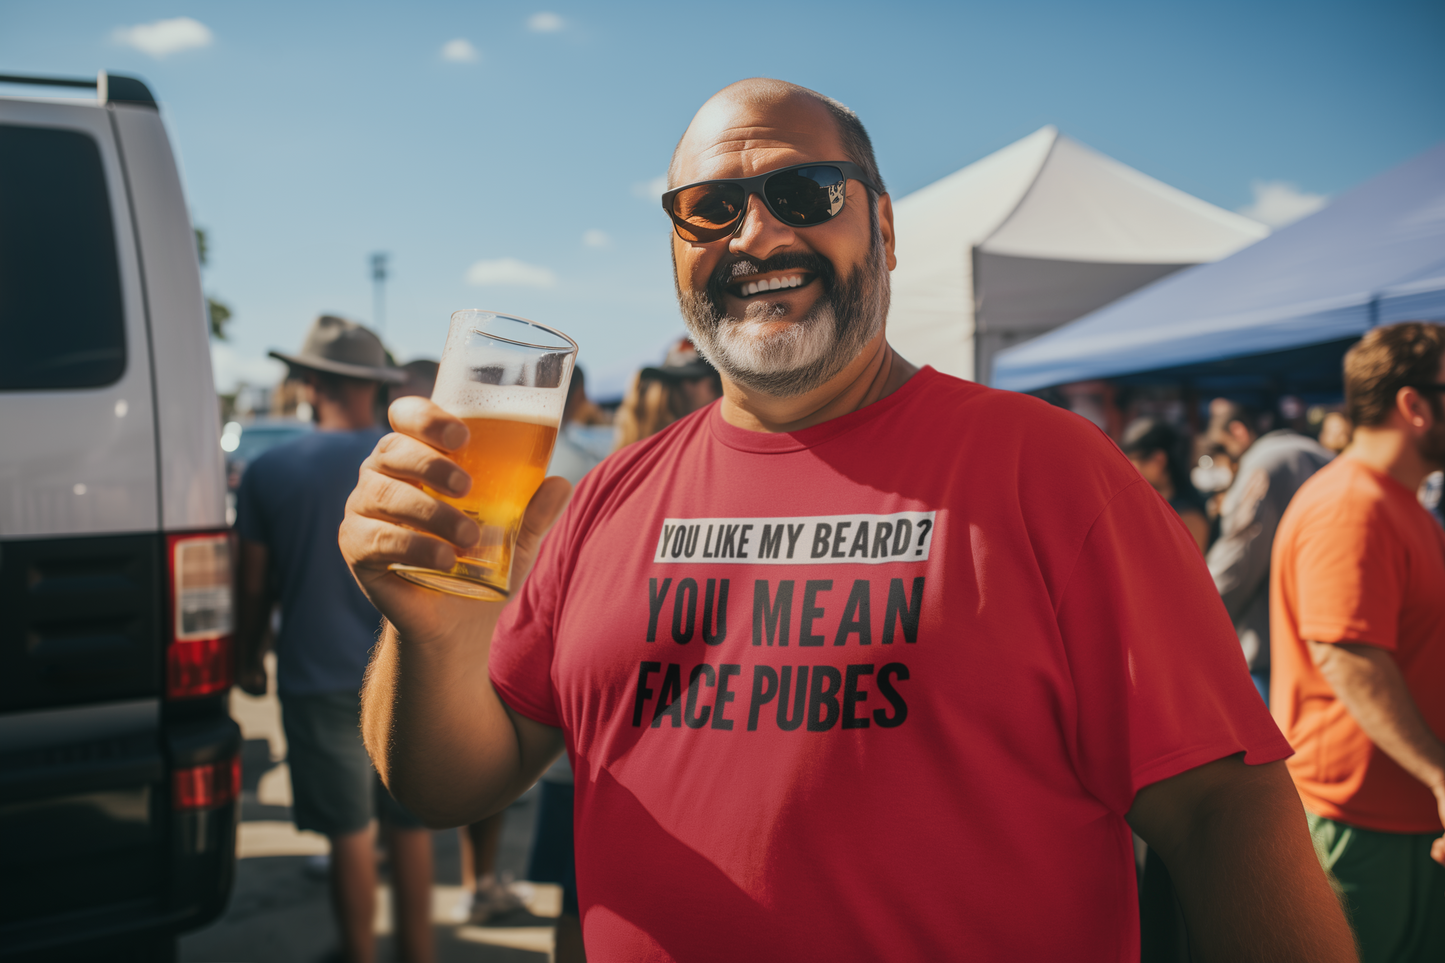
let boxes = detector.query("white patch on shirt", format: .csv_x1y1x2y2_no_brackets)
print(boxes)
652,512,937,565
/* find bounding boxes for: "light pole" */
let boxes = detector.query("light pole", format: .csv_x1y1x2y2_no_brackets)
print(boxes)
370,252,389,336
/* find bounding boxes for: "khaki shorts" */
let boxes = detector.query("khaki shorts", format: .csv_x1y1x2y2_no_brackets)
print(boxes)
279,690,426,837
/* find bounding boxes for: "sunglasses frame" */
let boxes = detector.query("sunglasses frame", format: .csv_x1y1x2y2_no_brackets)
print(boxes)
661,161,883,243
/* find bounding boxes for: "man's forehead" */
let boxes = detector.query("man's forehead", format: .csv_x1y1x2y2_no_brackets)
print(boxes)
673,95,846,184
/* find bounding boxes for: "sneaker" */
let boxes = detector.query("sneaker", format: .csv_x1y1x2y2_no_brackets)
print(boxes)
467,873,547,927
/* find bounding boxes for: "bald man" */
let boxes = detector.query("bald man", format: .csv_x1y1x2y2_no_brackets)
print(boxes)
341,81,1355,962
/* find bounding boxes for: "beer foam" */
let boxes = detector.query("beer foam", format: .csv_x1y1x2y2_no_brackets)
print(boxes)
432,373,565,424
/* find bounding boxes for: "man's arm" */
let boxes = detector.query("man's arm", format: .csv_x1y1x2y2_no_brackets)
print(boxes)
1128,755,1357,962
340,396,571,826
235,538,273,696
1308,639,1445,864
1206,468,1273,620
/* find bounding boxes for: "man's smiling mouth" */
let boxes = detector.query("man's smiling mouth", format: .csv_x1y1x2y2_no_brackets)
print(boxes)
728,272,815,299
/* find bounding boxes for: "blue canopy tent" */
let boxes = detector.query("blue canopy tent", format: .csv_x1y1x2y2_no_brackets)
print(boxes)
992,143,1445,395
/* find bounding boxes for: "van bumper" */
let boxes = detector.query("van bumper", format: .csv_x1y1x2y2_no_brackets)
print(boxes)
0,710,240,961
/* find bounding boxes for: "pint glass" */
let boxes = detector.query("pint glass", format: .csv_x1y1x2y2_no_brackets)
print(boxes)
389,310,577,600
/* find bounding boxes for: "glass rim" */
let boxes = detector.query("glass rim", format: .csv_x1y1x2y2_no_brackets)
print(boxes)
451,308,577,353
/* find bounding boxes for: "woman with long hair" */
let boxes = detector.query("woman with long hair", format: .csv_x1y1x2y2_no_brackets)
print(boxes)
1121,417,1211,553
613,339,722,451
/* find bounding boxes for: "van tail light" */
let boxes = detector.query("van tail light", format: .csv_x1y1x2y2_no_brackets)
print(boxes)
165,532,235,699
174,755,241,810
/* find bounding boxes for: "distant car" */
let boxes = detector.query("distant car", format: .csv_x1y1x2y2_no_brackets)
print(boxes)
1,71,239,961
221,419,312,524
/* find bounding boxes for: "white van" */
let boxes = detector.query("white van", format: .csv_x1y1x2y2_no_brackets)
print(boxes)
0,71,238,961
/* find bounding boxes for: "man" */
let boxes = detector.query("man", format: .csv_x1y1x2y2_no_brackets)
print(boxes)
236,315,434,963
340,81,1354,961
1271,322,1445,961
1205,398,1334,703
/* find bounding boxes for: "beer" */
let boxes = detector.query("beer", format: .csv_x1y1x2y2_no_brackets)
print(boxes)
389,309,576,600
423,414,558,589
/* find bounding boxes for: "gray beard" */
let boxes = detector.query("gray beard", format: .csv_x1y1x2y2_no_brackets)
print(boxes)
675,217,891,399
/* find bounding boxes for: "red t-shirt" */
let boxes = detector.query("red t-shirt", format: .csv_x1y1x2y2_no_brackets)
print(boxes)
491,368,1289,962
1270,457,1445,833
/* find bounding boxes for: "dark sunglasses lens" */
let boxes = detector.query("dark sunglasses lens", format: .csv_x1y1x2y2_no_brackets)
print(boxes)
670,183,746,242
765,166,846,226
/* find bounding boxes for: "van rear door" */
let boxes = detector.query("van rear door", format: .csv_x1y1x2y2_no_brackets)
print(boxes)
0,94,183,957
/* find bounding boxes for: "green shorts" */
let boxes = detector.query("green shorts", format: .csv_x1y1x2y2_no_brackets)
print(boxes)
279,690,426,837
1308,812,1445,963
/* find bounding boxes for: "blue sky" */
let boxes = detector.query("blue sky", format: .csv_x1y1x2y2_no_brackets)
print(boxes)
3,1,1442,397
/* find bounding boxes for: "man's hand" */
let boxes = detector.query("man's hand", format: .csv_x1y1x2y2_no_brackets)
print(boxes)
1128,755,1357,962
235,539,274,698
341,395,573,644
236,658,268,697
1309,639,1445,865
341,395,572,825
1434,788,1445,865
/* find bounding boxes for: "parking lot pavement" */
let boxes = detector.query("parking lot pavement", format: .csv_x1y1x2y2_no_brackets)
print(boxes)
179,661,554,963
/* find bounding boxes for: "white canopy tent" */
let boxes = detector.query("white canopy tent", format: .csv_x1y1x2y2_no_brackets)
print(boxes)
887,127,1269,384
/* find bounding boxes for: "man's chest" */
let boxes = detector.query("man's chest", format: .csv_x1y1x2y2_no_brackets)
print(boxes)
546,474,1072,774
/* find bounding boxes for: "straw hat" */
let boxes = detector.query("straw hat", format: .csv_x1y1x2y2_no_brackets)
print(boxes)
269,315,406,384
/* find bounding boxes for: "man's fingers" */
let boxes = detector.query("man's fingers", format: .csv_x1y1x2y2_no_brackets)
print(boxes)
519,476,573,545
342,512,458,574
365,432,473,497
388,395,470,451
1432,834,1445,867
508,477,573,592
348,469,480,548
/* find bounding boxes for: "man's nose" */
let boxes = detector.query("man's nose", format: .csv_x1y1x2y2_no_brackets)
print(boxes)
728,193,797,260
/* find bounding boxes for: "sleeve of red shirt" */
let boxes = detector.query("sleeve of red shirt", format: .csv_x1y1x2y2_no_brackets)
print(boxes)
1055,479,1293,815
1290,500,1403,651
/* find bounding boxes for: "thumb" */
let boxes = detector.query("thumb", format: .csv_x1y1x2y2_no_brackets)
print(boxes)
509,476,573,591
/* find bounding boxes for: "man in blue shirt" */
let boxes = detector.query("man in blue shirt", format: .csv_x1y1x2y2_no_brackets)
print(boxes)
236,315,433,963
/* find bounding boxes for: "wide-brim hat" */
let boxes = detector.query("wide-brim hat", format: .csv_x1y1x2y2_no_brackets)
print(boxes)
269,314,406,384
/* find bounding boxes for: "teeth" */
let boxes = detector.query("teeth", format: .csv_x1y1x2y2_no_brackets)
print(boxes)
739,275,804,297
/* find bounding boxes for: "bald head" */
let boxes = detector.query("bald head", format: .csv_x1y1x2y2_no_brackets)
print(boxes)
668,79,884,194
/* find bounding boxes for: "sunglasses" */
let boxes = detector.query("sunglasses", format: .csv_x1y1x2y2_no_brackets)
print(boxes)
662,161,882,243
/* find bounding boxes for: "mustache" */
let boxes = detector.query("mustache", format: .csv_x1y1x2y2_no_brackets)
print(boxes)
705,251,836,305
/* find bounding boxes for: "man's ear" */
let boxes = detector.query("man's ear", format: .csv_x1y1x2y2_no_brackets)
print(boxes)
877,192,897,272
1397,386,1435,431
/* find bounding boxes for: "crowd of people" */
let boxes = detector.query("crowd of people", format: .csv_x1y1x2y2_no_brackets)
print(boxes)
231,79,1441,963
1115,328,1445,960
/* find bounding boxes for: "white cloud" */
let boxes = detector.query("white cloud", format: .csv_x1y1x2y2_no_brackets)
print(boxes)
440,38,479,62
465,258,558,288
111,17,213,57
1237,180,1329,229
210,343,286,394
528,12,565,32
582,229,612,249
632,175,668,200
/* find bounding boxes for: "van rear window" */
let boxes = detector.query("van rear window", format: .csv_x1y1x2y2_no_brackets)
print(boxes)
0,124,126,390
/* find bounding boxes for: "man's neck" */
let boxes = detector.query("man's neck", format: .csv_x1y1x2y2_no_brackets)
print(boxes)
718,331,919,433
314,401,376,432
1345,425,1433,494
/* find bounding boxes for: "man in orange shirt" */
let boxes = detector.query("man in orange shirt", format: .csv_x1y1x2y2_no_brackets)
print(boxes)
1271,321,1445,961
